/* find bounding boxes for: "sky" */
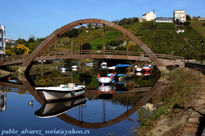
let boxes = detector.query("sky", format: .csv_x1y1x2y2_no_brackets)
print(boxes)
1,0,204,40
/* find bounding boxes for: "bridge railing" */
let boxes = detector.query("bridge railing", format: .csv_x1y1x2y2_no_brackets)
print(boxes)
1,54,27,61
1,50,184,63
41,50,184,60
41,50,145,57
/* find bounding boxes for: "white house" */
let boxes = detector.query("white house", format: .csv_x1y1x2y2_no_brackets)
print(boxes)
173,10,186,22
142,11,156,21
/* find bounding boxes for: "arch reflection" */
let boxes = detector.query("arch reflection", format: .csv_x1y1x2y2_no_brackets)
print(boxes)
0,75,163,129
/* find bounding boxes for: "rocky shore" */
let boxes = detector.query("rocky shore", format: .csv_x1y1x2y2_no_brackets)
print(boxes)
137,68,205,136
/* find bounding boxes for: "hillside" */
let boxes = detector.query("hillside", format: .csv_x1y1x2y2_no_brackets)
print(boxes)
45,21,204,60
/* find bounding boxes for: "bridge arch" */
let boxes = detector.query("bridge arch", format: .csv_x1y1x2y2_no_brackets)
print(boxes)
20,18,165,72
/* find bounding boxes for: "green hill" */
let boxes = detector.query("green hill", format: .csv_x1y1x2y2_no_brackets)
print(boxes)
43,21,205,60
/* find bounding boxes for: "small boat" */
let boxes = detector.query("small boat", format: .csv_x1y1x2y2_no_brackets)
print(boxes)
85,62,93,67
143,65,151,72
72,65,78,69
35,83,86,101
107,73,115,78
135,65,143,72
108,66,116,70
61,67,67,73
97,77,113,84
35,97,86,118
100,62,107,69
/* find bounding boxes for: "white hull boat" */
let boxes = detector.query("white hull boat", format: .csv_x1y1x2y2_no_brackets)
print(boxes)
97,77,113,84
35,83,86,101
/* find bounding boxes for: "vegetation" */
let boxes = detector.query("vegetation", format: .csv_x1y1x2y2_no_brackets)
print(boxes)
137,68,200,133
5,20,205,60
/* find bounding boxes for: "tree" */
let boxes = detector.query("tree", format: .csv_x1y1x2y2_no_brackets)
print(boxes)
28,37,35,43
186,15,191,22
16,38,27,45
97,44,103,50
127,41,137,51
14,44,31,55
62,29,79,38
82,43,91,50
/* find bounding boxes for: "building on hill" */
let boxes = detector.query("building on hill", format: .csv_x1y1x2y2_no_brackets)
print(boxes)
141,11,156,22
199,17,205,21
156,17,173,23
173,10,186,22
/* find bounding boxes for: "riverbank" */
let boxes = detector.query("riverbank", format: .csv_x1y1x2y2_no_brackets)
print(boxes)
137,68,205,136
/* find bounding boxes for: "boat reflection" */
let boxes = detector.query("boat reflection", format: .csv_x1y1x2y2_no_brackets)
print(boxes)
0,90,6,112
35,97,86,118
97,85,114,94
0,73,162,129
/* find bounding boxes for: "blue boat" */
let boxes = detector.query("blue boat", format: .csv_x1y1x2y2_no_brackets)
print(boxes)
116,64,131,68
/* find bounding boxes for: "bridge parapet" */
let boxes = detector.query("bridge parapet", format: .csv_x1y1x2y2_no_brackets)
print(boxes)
0,50,184,67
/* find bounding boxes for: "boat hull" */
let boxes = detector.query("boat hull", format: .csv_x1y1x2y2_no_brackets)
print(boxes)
97,77,113,84
38,88,85,101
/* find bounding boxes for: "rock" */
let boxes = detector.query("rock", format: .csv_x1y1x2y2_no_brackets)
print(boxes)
197,99,205,105
188,118,199,124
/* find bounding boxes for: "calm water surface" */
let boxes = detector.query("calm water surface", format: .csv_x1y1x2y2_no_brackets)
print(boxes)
0,60,160,136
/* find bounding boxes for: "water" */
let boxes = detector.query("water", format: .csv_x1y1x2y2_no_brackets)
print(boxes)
0,59,160,136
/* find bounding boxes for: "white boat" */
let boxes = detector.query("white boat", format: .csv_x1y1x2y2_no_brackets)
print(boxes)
135,65,142,72
143,65,151,72
61,67,67,73
97,77,113,84
72,65,78,69
100,62,107,69
108,66,116,70
85,62,93,67
35,83,86,101
35,97,86,118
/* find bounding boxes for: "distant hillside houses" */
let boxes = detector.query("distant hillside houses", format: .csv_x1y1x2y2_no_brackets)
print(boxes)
156,17,173,23
139,11,156,22
173,10,186,22
199,17,205,21
139,10,189,23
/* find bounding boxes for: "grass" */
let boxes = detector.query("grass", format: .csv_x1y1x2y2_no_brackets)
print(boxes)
191,20,205,38
48,21,202,59
139,68,200,127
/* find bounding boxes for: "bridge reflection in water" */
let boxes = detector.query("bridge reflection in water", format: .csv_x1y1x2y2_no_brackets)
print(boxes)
0,74,164,130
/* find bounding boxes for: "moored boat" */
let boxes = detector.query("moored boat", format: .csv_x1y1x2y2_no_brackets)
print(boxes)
35,83,86,101
97,77,113,84
143,65,151,72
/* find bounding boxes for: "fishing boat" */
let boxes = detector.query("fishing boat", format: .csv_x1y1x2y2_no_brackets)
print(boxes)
35,83,86,101
35,97,86,118
100,62,107,69
135,65,143,72
142,65,151,72
97,77,113,84
61,67,67,73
